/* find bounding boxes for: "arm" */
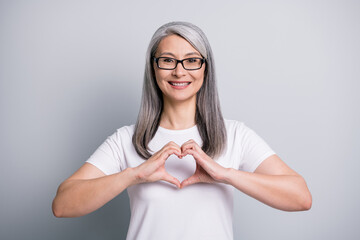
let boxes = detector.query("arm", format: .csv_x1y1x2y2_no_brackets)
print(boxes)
52,163,136,218
180,140,312,211
52,142,182,218
224,155,312,211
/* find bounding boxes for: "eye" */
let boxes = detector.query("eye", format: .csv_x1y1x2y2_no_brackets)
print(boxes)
162,57,175,63
186,58,200,63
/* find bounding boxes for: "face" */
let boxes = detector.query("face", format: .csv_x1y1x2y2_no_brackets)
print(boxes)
153,34,205,105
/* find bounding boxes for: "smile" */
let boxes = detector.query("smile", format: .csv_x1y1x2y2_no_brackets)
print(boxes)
168,81,191,86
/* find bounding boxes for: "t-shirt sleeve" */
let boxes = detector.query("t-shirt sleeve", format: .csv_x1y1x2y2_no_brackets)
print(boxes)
236,122,276,172
86,130,123,175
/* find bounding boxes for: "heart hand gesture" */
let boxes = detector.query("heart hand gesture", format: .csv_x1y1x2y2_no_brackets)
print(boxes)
133,140,228,189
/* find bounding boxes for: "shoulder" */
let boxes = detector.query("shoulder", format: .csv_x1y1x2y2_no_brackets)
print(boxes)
224,119,247,133
115,124,135,135
224,119,257,142
107,124,135,143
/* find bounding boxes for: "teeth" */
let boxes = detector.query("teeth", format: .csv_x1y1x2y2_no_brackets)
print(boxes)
170,82,190,86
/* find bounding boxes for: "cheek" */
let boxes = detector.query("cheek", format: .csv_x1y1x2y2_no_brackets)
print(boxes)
192,70,205,83
154,71,168,93
153,69,162,86
153,63,161,81
154,67,167,83
155,72,167,90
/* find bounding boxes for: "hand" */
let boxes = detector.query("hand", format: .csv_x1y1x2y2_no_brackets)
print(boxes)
133,141,182,188
180,139,228,188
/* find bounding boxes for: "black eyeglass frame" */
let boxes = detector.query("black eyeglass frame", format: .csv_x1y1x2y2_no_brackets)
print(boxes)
153,57,206,70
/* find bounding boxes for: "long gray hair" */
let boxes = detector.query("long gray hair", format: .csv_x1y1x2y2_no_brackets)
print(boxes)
132,21,226,159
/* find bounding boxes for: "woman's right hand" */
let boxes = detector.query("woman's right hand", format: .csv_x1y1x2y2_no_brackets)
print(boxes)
132,141,182,188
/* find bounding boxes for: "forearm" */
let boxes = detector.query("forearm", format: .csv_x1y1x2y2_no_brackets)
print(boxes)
224,168,312,211
52,168,136,218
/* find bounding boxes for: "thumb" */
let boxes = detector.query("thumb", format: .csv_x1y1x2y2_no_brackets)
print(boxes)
162,172,181,188
180,174,200,189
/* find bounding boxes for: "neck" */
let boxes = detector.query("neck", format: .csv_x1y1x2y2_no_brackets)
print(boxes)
160,97,197,130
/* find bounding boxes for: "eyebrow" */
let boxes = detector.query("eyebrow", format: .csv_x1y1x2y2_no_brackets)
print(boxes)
158,52,202,58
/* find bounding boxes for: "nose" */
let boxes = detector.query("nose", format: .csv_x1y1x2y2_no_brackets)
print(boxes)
172,61,186,77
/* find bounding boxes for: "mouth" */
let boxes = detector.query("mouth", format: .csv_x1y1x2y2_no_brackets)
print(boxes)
168,81,191,87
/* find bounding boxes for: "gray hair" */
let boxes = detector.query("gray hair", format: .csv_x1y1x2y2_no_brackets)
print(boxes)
132,21,226,159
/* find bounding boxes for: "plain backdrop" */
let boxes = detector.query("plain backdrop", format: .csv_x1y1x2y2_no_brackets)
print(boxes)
1,0,359,239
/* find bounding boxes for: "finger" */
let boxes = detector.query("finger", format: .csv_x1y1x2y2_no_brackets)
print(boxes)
167,141,180,147
183,139,196,144
181,141,202,156
180,174,200,189
182,149,215,175
159,147,182,161
181,139,197,150
163,141,181,151
150,146,177,161
155,142,180,159
162,172,181,188
164,143,182,156
162,144,181,152
181,148,203,163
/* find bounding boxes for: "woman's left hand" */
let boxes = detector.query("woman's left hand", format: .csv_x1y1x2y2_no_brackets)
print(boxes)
180,139,228,188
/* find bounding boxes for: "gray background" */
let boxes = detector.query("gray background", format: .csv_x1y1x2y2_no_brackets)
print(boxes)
1,0,359,239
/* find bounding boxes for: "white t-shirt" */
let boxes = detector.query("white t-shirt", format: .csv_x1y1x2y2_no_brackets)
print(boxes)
86,119,275,240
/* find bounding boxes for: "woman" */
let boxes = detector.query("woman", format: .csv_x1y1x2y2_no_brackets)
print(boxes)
52,22,312,239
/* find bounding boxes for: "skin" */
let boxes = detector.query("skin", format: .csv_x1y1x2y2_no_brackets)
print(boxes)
154,34,205,130
52,34,312,218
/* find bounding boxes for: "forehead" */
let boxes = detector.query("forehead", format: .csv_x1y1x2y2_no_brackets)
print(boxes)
156,35,201,57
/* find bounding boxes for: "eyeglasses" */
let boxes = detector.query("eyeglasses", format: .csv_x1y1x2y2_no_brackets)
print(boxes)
153,57,205,70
